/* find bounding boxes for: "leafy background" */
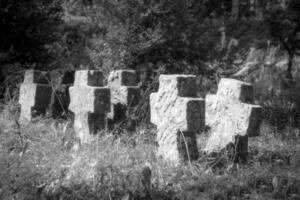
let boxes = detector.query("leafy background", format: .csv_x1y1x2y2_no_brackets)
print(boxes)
1,1,300,200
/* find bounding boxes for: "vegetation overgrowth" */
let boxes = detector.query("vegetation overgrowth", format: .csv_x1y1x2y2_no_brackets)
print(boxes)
1,0,300,126
1,0,300,199
0,102,300,200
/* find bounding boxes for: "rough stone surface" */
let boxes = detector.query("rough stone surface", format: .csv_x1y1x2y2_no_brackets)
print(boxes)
205,78,262,158
150,75,205,164
107,70,139,122
69,70,110,143
50,71,75,119
19,70,52,123
22,69,51,84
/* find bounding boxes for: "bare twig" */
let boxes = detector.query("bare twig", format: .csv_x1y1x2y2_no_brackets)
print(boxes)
179,129,192,169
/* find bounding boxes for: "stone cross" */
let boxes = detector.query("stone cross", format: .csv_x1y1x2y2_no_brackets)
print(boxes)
19,70,52,124
50,71,75,119
107,70,139,123
150,75,205,164
69,70,110,143
205,78,262,160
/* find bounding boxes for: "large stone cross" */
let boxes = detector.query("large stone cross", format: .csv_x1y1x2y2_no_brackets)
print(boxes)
69,70,110,143
19,70,52,124
205,78,262,159
107,70,139,123
150,75,205,164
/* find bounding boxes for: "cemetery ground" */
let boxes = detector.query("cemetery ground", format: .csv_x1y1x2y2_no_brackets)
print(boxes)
0,103,300,200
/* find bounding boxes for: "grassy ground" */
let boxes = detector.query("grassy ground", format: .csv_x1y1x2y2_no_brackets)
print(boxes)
0,104,300,200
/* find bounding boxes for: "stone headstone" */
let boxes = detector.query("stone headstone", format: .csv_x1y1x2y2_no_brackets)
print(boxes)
205,78,262,159
50,71,75,119
107,70,139,123
69,70,110,143
150,75,205,164
19,70,52,123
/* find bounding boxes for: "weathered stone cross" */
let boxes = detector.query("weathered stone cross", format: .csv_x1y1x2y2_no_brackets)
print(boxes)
150,75,205,164
69,70,110,143
50,70,75,119
107,70,139,122
19,70,52,124
205,78,262,159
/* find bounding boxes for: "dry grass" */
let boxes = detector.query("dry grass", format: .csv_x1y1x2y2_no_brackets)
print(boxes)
0,103,300,200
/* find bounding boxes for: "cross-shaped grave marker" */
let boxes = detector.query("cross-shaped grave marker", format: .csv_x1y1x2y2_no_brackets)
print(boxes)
19,70,52,124
107,70,139,123
205,78,262,160
50,70,75,119
69,70,110,143
150,75,205,164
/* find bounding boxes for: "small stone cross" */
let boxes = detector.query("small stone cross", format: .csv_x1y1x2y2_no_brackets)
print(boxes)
205,78,262,160
107,70,139,122
69,70,110,143
19,70,52,124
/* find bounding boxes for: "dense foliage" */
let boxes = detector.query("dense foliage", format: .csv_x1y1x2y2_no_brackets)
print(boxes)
0,0,63,66
1,0,300,128
266,0,300,80
0,0,63,99
1,0,298,74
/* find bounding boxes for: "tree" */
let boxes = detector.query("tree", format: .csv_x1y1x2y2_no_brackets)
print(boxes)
89,0,232,75
266,0,300,80
0,0,63,68
0,0,63,99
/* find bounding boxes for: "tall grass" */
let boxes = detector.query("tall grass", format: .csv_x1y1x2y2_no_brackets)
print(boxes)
1,102,300,200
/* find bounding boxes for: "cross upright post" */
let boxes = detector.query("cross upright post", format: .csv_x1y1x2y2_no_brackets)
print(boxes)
69,70,110,143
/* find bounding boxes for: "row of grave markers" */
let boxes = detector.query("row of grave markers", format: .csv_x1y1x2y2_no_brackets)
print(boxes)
18,69,139,142
151,75,262,164
18,70,262,165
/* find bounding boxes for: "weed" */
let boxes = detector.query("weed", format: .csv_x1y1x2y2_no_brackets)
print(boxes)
1,103,300,200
